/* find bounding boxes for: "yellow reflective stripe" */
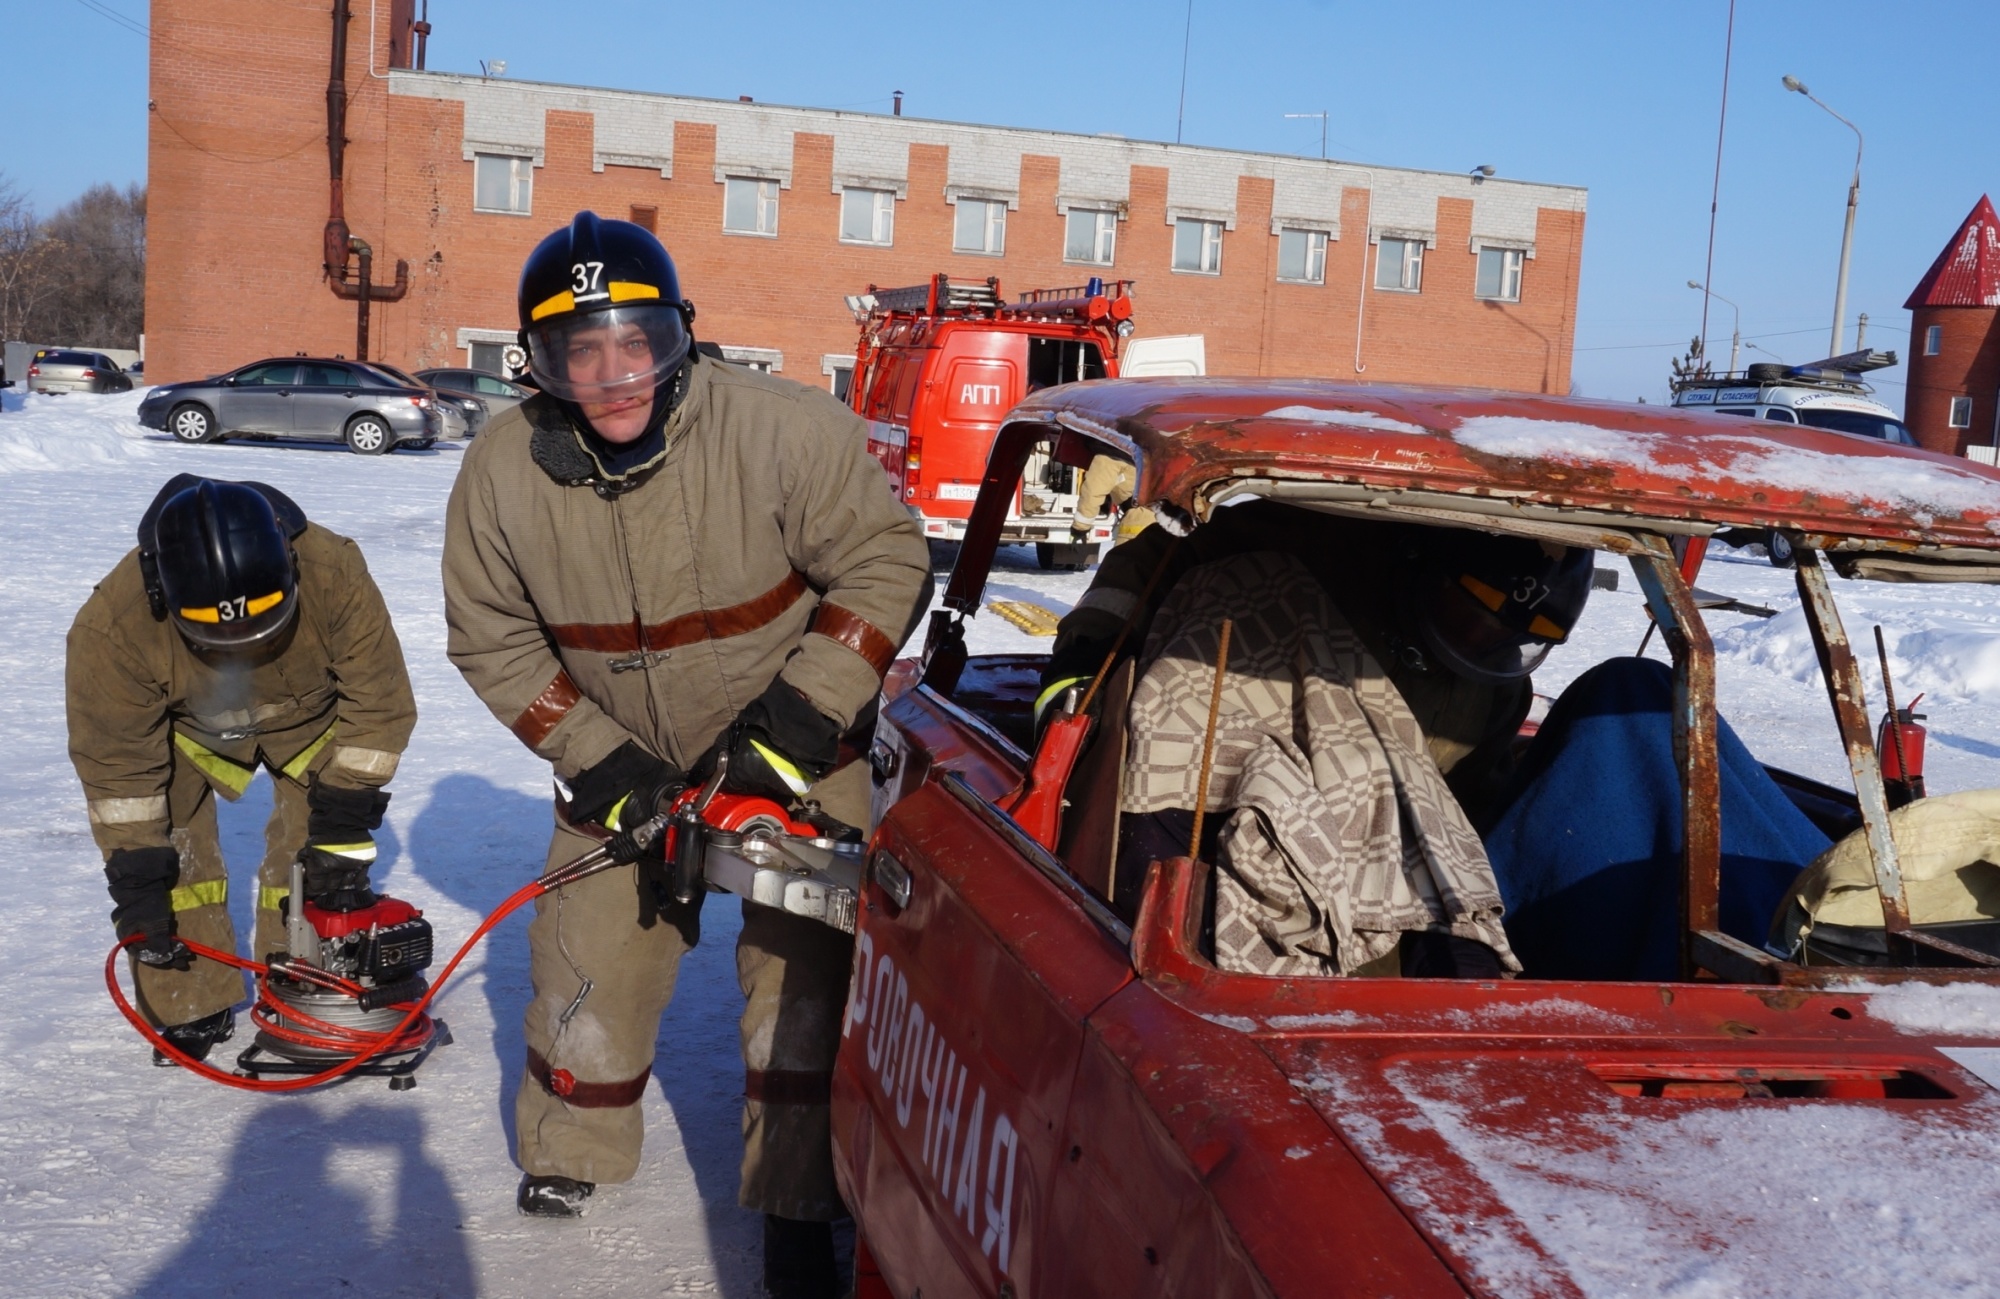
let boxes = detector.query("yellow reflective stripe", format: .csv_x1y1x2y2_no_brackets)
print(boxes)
1528,613,1570,642
530,289,576,321
260,885,289,912
1460,574,1508,612
604,792,632,831
748,739,811,796
607,281,661,303
173,732,256,797
170,878,227,912
179,605,222,623
246,590,285,616
88,795,169,826
279,724,338,781
1034,676,1087,725
311,841,376,861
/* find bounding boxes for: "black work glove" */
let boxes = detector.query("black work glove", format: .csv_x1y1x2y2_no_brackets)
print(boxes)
105,846,193,971
696,682,841,805
569,741,686,835
301,781,391,911
1033,631,1118,745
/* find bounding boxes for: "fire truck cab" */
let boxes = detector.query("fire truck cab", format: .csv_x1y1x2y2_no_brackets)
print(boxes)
850,274,1134,571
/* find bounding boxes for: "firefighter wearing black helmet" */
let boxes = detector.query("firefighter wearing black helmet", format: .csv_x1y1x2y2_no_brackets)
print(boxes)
65,475,416,1063
442,212,928,1291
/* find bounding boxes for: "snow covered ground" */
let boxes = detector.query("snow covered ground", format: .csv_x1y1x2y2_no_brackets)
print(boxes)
5,388,2000,1296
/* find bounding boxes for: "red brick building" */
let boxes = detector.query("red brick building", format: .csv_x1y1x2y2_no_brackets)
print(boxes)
1905,195,2000,456
145,0,1588,395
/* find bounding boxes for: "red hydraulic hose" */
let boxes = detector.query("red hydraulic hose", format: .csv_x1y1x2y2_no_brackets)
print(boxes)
106,875,546,1092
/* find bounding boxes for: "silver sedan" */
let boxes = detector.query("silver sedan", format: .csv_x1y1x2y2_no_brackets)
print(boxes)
136,358,446,454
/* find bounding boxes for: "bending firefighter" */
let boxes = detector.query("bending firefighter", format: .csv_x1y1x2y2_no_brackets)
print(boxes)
442,212,928,1294
68,476,416,1064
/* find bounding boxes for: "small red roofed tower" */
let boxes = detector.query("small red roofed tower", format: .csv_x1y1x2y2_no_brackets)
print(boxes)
1905,196,2000,456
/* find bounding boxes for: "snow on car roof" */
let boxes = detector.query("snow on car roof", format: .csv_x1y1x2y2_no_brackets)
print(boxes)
1004,379,2000,562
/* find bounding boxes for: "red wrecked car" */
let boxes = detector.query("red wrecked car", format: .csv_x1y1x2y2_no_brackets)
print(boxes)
832,379,2000,1297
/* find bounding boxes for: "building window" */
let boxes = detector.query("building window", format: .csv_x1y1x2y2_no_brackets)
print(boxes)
473,153,533,215
468,341,506,375
1277,228,1327,284
1950,396,1975,428
953,199,1006,255
840,188,895,246
1475,247,1525,301
1925,324,1943,356
1172,218,1224,274
629,205,657,233
724,177,780,236
1375,237,1423,291
823,355,856,402
1065,208,1117,265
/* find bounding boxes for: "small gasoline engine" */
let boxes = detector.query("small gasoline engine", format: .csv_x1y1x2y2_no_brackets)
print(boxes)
234,856,450,1087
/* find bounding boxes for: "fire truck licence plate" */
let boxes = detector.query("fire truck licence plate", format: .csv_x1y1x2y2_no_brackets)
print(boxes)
936,483,981,501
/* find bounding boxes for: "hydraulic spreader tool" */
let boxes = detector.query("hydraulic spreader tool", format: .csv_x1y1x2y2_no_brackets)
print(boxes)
109,756,865,1090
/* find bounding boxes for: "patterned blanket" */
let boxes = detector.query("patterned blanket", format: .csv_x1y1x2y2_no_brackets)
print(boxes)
1123,551,1519,976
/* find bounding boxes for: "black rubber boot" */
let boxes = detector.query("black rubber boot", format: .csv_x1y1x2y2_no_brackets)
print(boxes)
517,1174,595,1218
763,1214,839,1299
152,1008,235,1067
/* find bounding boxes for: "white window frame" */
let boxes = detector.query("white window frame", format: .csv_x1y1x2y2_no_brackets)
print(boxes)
1475,246,1525,301
1276,228,1328,284
473,153,533,216
1171,218,1224,275
723,176,781,237
1950,395,1975,428
1925,324,1943,356
840,187,896,246
822,353,856,401
1065,208,1118,266
1375,237,1424,292
953,198,1007,256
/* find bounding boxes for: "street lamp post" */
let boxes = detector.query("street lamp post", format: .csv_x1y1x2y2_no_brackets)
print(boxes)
1687,280,1741,374
1782,75,1863,357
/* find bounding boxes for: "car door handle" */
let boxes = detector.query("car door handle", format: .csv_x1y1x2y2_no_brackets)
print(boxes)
869,851,913,911
276,389,291,396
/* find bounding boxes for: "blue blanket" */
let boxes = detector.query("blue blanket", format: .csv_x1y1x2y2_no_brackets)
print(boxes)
1483,657,1831,981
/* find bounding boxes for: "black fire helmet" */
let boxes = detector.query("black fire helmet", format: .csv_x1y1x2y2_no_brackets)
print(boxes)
1406,531,1594,685
139,476,304,653
516,211,694,404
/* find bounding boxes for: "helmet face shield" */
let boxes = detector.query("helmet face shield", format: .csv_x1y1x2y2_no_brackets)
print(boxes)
1403,536,1594,686
523,303,689,404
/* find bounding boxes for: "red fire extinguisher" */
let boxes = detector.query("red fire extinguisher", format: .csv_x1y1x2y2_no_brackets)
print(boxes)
1878,693,1927,808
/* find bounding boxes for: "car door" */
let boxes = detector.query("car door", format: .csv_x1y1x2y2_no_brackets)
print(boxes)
844,739,1133,1298
219,363,297,433
292,362,362,441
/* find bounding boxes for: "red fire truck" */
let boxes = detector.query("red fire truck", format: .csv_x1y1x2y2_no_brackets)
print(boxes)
850,274,1134,570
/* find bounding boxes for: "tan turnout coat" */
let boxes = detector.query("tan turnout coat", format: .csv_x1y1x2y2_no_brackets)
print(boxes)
443,358,931,779
66,523,417,858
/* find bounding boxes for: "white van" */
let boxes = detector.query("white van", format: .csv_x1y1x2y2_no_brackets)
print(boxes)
1672,356,1911,565
1673,361,1913,445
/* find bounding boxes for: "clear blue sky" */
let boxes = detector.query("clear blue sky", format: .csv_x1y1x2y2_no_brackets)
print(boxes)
9,0,1997,405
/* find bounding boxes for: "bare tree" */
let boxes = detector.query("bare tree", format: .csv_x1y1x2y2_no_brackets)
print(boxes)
29,183,146,349
0,175,61,345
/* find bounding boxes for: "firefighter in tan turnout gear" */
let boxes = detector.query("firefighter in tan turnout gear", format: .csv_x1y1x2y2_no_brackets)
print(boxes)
68,476,416,1064
442,212,928,1293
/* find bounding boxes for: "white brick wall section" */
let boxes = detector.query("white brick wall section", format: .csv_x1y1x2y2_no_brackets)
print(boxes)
390,72,1588,240
1057,137,1135,213
1269,159,1352,238
1163,147,1244,229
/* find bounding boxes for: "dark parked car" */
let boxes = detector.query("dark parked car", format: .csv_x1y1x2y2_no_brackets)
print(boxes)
27,349,134,395
365,361,482,437
416,367,533,430
136,358,447,454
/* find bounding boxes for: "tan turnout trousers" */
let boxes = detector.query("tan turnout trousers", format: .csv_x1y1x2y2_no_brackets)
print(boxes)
129,752,326,1029
515,761,866,1218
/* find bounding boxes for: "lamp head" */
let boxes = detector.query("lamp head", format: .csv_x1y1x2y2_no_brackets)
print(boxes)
1687,280,1703,290
1781,74,1807,94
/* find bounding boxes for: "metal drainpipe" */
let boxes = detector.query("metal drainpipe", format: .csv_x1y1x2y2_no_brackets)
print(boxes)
352,237,374,362
324,0,352,277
